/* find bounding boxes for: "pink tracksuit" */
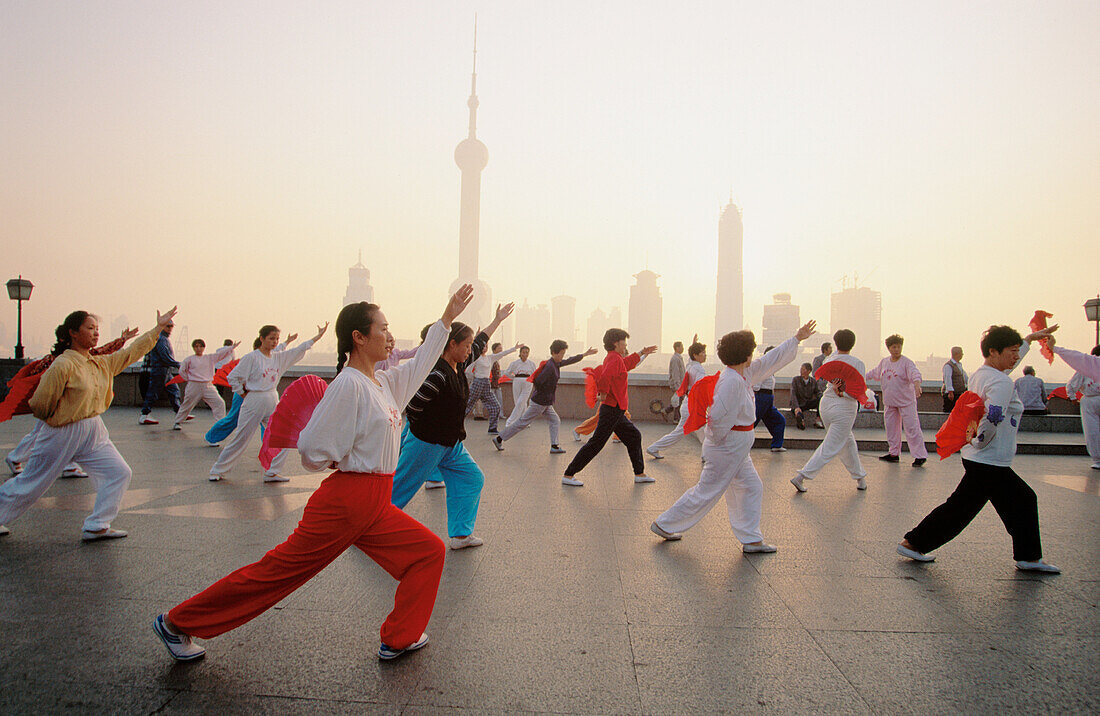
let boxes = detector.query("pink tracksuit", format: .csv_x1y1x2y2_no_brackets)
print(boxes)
867,356,927,459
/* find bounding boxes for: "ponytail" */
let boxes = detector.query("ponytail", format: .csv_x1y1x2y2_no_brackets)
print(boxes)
51,311,91,356
335,301,380,374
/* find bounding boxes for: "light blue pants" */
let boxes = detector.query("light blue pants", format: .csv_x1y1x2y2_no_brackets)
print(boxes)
391,428,484,538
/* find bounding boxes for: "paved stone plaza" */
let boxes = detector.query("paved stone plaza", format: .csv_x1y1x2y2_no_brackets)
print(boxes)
1,407,1097,714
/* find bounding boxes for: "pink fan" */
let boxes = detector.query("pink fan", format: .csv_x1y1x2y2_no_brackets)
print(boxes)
814,361,875,408
258,375,329,469
213,359,239,388
1028,310,1054,365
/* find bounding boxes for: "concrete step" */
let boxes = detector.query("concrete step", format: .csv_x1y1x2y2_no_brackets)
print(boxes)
754,426,1088,456
776,408,1083,433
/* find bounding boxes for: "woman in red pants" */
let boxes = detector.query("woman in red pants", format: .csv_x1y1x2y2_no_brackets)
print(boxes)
153,285,473,662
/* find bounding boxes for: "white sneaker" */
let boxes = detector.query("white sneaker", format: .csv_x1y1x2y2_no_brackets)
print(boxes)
646,447,663,460
634,474,655,483
492,436,504,451
573,431,582,442
1015,559,1061,574
0,525,10,536
1091,463,1100,470
208,474,223,482
205,441,220,448
549,446,566,454
562,476,584,487
790,474,807,492
897,544,935,562
4,456,20,475
424,480,445,490
650,521,682,541
81,528,128,542
449,535,484,550
263,472,290,483
770,447,787,453
172,423,182,431
742,542,778,553
856,477,868,490
61,466,89,478
378,632,429,660
138,415,158,425
153,614,205,661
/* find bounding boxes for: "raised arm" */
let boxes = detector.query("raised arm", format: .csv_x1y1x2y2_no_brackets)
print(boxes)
102,307,177,375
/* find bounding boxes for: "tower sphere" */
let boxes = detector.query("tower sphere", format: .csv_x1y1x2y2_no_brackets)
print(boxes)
455,137,488,171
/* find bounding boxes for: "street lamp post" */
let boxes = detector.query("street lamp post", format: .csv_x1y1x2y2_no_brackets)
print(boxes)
6,276,34,361
1085,295,1100,348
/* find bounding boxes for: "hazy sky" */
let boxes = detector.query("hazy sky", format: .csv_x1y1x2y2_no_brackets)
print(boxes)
2,1,1098,379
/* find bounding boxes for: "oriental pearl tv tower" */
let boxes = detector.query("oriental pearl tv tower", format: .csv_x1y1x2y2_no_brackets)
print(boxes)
449,20,493,329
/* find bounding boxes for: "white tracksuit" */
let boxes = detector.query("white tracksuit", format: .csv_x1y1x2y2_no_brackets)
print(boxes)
647,360,707,453
504,358,537,428
8,419,81,474
172,345,235,426
796,354,868,482
1067,371,1100,464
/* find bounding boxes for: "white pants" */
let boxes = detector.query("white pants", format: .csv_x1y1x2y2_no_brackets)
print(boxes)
173,381,226,426
883,402,927,458
0,416,132,531
8,419,81,473
498,402,561,444
797,393,866,480
647,399,702,453
210,391,289,477
655,430,763,543
1081,395,1100,462
506,380,533,427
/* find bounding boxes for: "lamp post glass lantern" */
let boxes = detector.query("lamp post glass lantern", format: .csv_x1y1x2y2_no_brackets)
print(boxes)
1085,296,1100,347
6,276,34,361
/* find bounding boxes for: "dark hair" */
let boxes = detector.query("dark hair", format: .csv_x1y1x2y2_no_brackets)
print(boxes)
223,339,233,346
335,302,380,374
833,329,856,352
1092,345,1100,357
491,342,503,352
259,325,279,340
550,339,568,354
801,362,813,371
716,330,756,366
979,325,1023,357
419,323,433,342
885,334,903,348
688,341,706,359
447,322,475,351
192,339,205,349
252,337,262,349
673,341,683,351
51,311,92,356
603,328,629,351
1022,365,1035,376
763,345,774,354
821,342,832,352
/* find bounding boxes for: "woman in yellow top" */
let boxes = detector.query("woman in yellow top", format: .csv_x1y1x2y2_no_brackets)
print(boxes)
0,306,177,541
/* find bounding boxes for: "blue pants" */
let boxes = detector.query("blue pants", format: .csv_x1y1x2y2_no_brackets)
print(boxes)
391,428,484,539
754,391,785,449
141,369,181,415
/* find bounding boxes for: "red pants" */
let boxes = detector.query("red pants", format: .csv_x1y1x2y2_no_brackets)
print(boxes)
169,471,445,649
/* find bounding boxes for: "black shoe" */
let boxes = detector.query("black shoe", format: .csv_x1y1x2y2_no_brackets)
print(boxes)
795,413,805,430
912,458,927,467
879,454,900,463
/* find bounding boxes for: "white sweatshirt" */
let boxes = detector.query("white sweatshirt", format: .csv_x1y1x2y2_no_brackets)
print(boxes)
467,345,519,380
705,336,799,444
961,341,1029,467
228,340,315,395
298,321,448,474
179,345,236,383
819,354,868,403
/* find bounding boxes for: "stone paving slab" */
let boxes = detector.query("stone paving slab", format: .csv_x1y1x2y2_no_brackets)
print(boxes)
0,407,1098,714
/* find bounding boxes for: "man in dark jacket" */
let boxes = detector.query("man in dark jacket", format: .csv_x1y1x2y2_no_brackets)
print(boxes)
139,321,181,425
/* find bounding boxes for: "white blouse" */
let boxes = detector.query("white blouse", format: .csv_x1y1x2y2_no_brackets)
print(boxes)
227,340,315,394
705,336,798,444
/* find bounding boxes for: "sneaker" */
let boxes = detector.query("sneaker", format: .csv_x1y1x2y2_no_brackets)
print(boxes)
0,525,9,536
1091,462,1100,470
138,415,159,425
634,474,655,483
493,436,504,451
813,421,824,429
172,423,182,431
795,413,805,430
449,535,484,550
650,521,682,541
60,466,89,478
208,474,223,482
742,542,778,553
573,431,582,442
263,472,290,483
1015,560,1061,574
856,477,868,490
81,528,128,542
912,457,927,467
790,474,807,492
424,480,445,489
378,633,429,661
770,447,787,453
4,456,21,475
205,441,220,448
184,415,195,422
562,476,584,487
549,445,566,454
153,614,205,662
646,447,663,460
879,454,900,463
896,544,935,562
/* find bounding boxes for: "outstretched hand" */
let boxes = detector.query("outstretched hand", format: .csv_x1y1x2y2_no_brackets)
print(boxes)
443,284,474,326
795,320,817,341
120,327,139,342
1024,325,1058,344
312,323,329,342
286,333,299,345
156,306,178,332
640,345,659,356
583,347,598,357
494,302,515,323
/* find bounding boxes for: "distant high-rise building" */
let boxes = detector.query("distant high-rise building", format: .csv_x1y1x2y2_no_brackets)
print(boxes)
830,285,882,365
551,295,576,344
343,250,375,306
629,270,663,349
714,198,744,342
587,307,609,349
448,21,493,329
762,293,800,349
516,300,551,358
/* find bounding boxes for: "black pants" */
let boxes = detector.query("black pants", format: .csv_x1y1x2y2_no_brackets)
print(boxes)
905,459,1042,561
564,404,644,477
141,369,181,414
942,393,957,413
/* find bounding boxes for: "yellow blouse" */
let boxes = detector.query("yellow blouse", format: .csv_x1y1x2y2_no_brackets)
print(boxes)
29,328,160,427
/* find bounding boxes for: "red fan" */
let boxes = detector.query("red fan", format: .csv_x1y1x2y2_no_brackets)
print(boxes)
166,375,186,386
935,390,985,460
0,376,40,422
498,374,512,384
582,366,604,408
1028,310,1054,365
527,360,548,384
258,375,328,469
1048,386,1082,402
814,361,874,408
213,359,239,388
675,370,693,398
683,373,720,434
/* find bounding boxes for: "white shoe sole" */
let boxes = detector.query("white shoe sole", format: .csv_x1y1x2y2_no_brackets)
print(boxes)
790,476,807,492
634,475,655,483
562,477,584,487
896,544,935,562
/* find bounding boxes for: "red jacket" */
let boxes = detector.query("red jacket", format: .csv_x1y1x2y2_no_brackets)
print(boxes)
598,350,642,410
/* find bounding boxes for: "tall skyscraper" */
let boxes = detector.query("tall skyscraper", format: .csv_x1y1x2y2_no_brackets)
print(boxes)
551,295,577,344
343,250,375,306
762,293,800,349
586,307,608,349
628,270,663,349
714,197,744,343
449,21,493,329
516,300,551,357
830,285,883,365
